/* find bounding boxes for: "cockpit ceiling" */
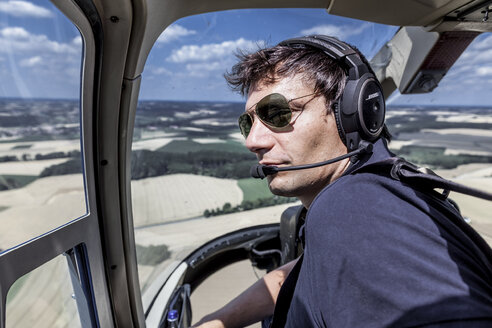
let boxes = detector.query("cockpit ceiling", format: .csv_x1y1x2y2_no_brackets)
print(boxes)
144,0,492,32
327,0,492,30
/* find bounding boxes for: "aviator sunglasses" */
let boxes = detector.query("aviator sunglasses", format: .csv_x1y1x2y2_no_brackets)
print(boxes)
238,92,318,138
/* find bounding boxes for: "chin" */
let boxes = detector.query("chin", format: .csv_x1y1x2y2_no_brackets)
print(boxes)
268,170,329,198
267,175,301,198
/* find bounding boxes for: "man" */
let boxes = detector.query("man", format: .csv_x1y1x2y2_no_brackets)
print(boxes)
194,36,492,327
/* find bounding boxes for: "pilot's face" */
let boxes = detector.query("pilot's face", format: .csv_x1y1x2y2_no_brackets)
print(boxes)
244,74,350,208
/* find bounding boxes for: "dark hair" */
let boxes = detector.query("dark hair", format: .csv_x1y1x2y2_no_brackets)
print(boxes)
224,44,346,112
224,39,392,141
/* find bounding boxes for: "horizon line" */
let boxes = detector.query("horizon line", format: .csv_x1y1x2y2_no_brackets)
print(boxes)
1,96,492,108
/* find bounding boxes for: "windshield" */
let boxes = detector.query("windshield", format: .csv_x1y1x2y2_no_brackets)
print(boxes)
131,8,491,324
132,7,397,300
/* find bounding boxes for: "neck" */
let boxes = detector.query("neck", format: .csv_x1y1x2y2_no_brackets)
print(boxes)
299,157,351,209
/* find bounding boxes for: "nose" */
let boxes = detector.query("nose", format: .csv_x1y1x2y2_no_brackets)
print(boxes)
245,118,274,155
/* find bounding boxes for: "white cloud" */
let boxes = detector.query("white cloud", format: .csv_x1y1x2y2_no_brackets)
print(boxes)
152,67,172,75
185,62,224,72
167,38,257,63
183,62,228,77
72,36,82,47
0,27,80,55
467,34,492,50
20,55,41,67
299,23,370,40
445,34,492,84
476,66,492,76
0,26,82,94
157,25,196,43
0,1,53,18
460,48,492,63
1,26,29,38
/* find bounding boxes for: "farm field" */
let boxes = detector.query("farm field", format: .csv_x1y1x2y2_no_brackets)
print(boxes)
132,174,243,226
0,174,85,251
0,158,69,175
0,139,80,159
135,201,299,290
5,255,80,328
390,130,492,156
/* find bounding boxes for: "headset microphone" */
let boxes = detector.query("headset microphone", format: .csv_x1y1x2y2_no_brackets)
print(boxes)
250,141,373,179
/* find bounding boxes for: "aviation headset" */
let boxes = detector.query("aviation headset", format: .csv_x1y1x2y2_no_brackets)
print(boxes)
279,35,386,152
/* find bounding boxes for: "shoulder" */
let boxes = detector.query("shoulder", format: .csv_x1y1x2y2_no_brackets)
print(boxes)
302,169,462,294
305,170,449,254
300,171,492,326
308,170,432,230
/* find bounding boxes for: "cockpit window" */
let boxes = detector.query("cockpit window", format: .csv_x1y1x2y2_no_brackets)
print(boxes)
0,1,87,326
0,2,86,250
6,253,83,328
385,32,492,246
132,9,398,297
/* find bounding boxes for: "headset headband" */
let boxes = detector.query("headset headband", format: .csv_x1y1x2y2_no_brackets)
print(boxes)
279,35,386,151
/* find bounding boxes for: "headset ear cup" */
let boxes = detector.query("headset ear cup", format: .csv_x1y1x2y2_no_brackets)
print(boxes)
357,78,385,141
332,101,346,146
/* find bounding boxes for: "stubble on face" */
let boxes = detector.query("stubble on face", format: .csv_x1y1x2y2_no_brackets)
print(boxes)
245,75,350,208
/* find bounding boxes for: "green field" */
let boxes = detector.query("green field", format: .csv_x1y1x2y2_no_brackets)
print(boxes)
135,244,170,266
11,144,32,149
386,115,492,135
158,139,248,154
0,135,78,143
0,175,38,191
395,145,492,169
238,178,273,202
205,179,296,217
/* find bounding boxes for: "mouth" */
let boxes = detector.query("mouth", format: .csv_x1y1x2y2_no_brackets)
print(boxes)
259,161,286,167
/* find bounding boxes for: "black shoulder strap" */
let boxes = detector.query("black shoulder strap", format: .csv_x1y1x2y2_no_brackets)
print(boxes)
353,157,492,201
270,255,304,328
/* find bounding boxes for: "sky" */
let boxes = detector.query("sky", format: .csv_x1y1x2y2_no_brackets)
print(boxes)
0,0,491,106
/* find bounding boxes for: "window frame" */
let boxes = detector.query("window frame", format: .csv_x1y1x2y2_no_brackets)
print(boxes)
0,0,114,326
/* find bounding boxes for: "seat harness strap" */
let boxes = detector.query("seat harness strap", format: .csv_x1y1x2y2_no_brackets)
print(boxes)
353,157,492,201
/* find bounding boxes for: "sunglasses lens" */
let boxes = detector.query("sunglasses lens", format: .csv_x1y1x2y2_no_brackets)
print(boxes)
238,113,252,137
256,93,292,128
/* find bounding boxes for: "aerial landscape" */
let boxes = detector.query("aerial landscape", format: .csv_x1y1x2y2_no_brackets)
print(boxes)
1,98,492,326
1,98,492,249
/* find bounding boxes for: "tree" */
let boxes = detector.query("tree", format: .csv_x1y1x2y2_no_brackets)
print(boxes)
222,202,232,213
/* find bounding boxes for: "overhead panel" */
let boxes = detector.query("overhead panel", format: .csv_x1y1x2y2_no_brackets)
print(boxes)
327,0,468,26
432,0,492,32
371,26,480,97
403,30,480,93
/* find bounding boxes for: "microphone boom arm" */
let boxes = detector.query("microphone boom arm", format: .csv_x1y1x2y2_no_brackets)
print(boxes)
250,141,373,179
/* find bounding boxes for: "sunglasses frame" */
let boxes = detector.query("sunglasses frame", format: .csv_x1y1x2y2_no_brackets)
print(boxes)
238,92,319,138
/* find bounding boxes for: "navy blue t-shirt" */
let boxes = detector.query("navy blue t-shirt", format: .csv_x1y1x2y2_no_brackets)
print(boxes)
282,139,492,327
